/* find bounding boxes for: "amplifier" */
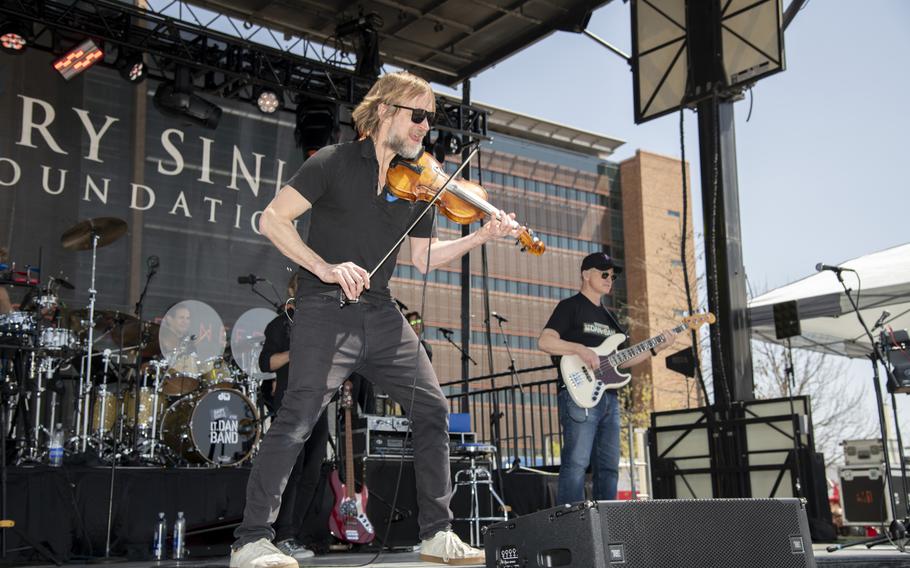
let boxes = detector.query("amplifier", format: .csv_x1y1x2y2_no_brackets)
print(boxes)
350,414,475,458
484,499,816,568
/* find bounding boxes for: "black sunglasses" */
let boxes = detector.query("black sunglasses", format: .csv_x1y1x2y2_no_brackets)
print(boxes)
390,103,436,125
601,271,618,282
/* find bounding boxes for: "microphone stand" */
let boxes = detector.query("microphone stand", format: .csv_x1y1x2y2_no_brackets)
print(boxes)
493,316,523,472
826,273,906,552
441,330,477,367
244,280,281,310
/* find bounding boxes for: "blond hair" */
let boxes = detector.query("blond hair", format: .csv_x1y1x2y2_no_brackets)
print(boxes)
352,71,434,137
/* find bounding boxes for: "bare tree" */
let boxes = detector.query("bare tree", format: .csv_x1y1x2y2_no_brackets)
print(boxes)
751,338,876,466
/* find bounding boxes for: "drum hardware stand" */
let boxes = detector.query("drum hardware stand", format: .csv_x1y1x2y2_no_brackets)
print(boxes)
25,351,43,463
79,231,101,453
31,355,61,461
132,257,156,456
70,350,101,456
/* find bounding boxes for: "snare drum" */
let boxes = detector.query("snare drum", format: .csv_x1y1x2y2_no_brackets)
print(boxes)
160,388,260,466
39,327,77,352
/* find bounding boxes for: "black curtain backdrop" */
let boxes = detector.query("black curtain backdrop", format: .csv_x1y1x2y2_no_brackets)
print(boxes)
4,465,552,561
0,50,340,330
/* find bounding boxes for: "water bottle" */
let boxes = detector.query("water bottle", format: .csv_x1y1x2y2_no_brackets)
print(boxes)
48,423,64,467
172,511,186,560
153,512,167,560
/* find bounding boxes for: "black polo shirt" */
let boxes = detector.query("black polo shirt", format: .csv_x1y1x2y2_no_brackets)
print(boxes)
286,138,436,300
544,293,626,387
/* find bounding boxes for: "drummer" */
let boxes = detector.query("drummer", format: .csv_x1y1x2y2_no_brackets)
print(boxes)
159,303,198,375
0,247,11,315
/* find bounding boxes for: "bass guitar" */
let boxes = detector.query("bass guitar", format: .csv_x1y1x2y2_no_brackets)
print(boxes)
328,380,375,544
560,313,715,408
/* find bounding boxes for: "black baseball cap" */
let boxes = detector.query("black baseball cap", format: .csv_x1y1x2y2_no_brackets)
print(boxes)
580,252,622,274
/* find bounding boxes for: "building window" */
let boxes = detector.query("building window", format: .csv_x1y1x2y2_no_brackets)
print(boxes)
667,210,681,218
671,259,683,268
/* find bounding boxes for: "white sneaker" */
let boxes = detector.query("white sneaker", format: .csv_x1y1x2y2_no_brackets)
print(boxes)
275,538,315,560
230,538,298,568
419,530,485,565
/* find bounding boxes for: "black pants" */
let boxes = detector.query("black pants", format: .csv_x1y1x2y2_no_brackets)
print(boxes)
273,409,328,542
234,294,452,546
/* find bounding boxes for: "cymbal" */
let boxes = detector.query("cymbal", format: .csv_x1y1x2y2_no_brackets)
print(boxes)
67,310,160,354
60,217,127,251
50,276,74,290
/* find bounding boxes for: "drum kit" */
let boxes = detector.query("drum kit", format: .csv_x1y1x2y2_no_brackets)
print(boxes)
0,217,276,468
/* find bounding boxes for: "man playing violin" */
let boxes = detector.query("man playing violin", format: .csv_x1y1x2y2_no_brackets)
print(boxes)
231,71,522,568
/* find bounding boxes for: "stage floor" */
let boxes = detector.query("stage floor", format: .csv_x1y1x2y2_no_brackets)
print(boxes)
8,544,910,568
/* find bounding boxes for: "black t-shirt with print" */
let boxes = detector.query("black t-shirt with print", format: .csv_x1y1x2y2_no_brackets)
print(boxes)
544,293,625,387
286,138,436,300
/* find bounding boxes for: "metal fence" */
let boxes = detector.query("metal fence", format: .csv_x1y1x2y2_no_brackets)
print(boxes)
440,365,563,468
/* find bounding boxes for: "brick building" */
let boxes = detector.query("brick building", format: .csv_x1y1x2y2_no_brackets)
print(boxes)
388,101,700,457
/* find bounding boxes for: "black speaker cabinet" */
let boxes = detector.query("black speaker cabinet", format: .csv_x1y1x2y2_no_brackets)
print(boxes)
362,456,493,548
484,499,816,568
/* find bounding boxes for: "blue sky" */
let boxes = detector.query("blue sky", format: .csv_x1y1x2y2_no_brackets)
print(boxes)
437,0,908,293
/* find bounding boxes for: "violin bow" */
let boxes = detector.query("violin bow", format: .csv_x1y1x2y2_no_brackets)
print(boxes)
338,143,482,307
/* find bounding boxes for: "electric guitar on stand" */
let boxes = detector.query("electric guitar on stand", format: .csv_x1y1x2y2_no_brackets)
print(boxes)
329,380,375,544
560,313,715,408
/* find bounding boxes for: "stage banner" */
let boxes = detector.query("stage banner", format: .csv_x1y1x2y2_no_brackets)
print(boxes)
0,50,335,331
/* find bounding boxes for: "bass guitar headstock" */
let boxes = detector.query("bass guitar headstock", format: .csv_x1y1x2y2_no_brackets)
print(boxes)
683,312,716,330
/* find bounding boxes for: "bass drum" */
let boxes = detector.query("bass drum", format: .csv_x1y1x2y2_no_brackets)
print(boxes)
160,388,260,466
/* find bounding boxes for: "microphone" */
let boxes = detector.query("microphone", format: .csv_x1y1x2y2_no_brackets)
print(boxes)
147,255,160,270
394,298,409,312
873,311,891,331
815,263,854,274
238,273,265,284
439,327,454,336
491,311,509,323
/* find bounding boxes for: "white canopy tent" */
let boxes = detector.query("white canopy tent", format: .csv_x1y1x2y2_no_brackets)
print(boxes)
748,243,910,359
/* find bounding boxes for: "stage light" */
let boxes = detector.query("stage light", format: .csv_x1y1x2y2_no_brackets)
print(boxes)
0,20,29,54
433,133,461,163
117,50,145,84
152,66,222,129
53,38,104,80
153,80,222,129
254,87,281,114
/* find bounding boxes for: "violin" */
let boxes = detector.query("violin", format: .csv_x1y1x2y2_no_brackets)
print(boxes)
386,152,546,256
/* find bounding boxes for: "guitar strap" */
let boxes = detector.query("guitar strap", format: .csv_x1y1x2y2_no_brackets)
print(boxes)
599,296,627,336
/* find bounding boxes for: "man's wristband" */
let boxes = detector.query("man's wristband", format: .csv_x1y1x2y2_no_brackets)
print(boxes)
650,347,658,357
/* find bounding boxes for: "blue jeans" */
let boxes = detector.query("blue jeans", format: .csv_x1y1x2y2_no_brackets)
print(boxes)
557,389,621,504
